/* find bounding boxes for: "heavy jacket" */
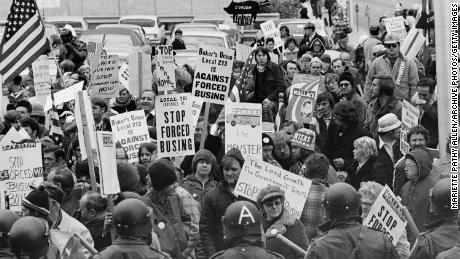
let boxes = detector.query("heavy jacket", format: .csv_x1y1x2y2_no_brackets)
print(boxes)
419,101,439,148
95,239,169,259
209,244,284,259
365,53,419,102
182,174,217,204
249,61,286,102
373,138,403,188
301,179,328,241
364,96,402,138
343,92,367,127
306,218,398,259
111,98,137,114
263,211,309,259
55,210,95,258
345,155,378,190
437,243,460,259
59,40,87,68
84,213,112,251
410,216,460,259
401,148,440,243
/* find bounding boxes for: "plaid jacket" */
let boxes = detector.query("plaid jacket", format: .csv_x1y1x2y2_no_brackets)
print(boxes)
300,179,328,241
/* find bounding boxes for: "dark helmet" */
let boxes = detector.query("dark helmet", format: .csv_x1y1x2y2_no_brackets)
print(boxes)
430,178,457,216
223,201,262,241
112,198,151,239
0,210,19,247
8,216,49,255
324,183,360,219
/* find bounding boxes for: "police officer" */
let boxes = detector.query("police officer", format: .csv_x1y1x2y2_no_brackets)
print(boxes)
0,210,19,258
59,26,87,69
436,211,460,259
410,178,460,259
209,201,283,259
8,216,52,259
305,182,398,259
94,198,169,259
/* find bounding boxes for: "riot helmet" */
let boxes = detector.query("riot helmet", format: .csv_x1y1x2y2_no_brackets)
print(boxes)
430,178,457,216
324,183,361,220
112,198,152,239
8,216,49,257
223,201,262,241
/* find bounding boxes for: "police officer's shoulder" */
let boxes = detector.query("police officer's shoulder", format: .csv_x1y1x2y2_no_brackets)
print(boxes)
208,250,226,259
149,246,172,259
310,230,329,242
265,249,285,258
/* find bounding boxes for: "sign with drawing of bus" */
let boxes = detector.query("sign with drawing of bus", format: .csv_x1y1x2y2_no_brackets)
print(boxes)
226,107,261,127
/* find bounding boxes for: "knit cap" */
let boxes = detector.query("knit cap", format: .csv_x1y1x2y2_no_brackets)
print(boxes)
148,159,177,191
192,149,216,173
223,148,245,167
339,71,355,86
22,186,50,216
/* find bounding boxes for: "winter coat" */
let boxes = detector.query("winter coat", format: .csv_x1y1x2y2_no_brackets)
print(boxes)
306,218,398,259
283,47,299,61
263,211,309,259
410,216,460,259
58,40,88,68
419,101,439,148
373,138,403,188
95,239,169,259
301,179,328,241
111,98,137,114
364,96,403,139
437,243,460,259
345,155,378,190
182,174,217,204
249,61,286,102
401,148,440,243
343,92,367,127
365,53,419,102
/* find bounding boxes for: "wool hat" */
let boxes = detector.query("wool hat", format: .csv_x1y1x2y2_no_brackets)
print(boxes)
256,185,285,208
41,181,64,204
339,71,355,86
369,25,380,36
192,149,216,173
378,113,401,132
320,54,332,63
22,186,50,216
262,133,274,147
332,101,359,123
148,159,177,191
223,148,245,167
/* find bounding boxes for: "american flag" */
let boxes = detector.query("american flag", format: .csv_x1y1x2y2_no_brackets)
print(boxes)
48,91,63,147
228,45,257,102
86,41,104,70
0,0,49,83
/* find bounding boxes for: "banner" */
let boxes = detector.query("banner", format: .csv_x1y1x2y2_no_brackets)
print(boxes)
384,16,408,42
286,77,320,124
225,102,262,160
363,186,407,246
0,128,43,212
260,20,283,49
156,93,195,158
155,45,176,92
119,62,129,89
110,110,150,164
401,100,420,154
88,55,121,98
192,45,233,104
400,28,426,60
44,81,84,112
96,132,120,195
32,55,51,105
235,156,312,218
129,51,153,97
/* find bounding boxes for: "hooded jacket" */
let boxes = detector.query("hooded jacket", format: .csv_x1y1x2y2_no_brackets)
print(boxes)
401,148,440,243
309,38,326,58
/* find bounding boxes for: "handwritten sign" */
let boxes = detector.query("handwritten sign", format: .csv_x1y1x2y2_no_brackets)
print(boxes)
225,102,262,160
364,186,407,246
286,79,319,124
192,45,233,104
96,132,120,195
0,128,43,212
44,81,84,112
235,156,312,218
400,28,426,60
401,100,420,154
110,110,150,164
156,45,176,92
89,55,121,98
32,55,51,105
260,20,283,49
156,93,195,158
384,16,408,42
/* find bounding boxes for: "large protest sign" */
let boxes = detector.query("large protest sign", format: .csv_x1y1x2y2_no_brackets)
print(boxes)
286,76,320,124
129,51,153,97
400,28,426,60
155,45,176,93
235,156,312,218
364,186,407,246
32,55,51,105
384,16,408,42
0,128,43,212
96,132,120,195
291,128,316,151
401,100,420,154
88,55,121,98
192,45,233,104
156,93,195,158
87,41,104,72
110,110,150,164
260,20,283,48
119,62,129,89
225,102,262,160
44,81,84,112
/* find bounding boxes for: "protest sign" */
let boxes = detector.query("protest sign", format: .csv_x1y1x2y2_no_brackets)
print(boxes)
225,102,262,160
155,93,195,158
260,20,283,48
119,62,129,89
400,28,426,60
96,132,120,195
401,100,420,154
235,156,312,218
155,45,176,93
88,55,121,98
74,90,98,161
129,51,153,97
110,110,150,164
286,76,320,124
384,16,408,42
191,96,204,131
192,45,233,104
44,81,84,112
0,128,43,212
364,186,407,246
235,44,254,62
32,55,51,105
292,73,313,85
291,128,316,151
36,0,60,8
262,122,275,133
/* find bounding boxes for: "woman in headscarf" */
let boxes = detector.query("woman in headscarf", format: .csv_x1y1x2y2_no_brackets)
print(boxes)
111,88,137,114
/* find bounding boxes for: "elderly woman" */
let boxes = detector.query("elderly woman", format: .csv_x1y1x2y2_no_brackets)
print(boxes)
257,185,308,259
359,182,411,259
345,136,378,190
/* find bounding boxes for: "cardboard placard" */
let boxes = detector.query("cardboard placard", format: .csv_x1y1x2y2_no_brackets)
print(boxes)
156,93,195,158
0,128,43,212
88,55,121,98
44,81,84,112
260,20,283,49
119,62,129,89
155,45,176,92
363,186,407,246
32,55,51,105
192,45,233,104
87,41,104,72
401,100,420,154
286,78,320,124
400,28,426,60
129,52,153,97
384,16,408,42
291,128,316,151
96,132,120,195
225,102,262,160
191,96,204,132
110,110,150,164
235,156,312,218
74,90,98,161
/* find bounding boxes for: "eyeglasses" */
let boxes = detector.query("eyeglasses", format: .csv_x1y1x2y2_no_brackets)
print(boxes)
384,43,398,49
339,83,351,88
311,66,321,69
264,200,283,207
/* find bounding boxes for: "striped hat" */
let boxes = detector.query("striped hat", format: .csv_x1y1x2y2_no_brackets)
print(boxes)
21,186,50,216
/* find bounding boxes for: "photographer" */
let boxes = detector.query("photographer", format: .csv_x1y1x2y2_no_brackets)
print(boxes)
59,25,88,70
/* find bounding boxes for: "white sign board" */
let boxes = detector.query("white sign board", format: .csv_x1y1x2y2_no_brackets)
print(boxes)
74,90,98,161
110,110,150,164
129,52,153,97
364,186,407,246
88,55,121,98
400,28,426,60
192,45,233,104
44,81,84,112
32,55,51,105
225,102,262,160
384,16,408,42
235,156,312,218
401,100,420,154
260,20,283,49
119,62,129,90
96,132,120,195
191,96,204,131
155,45,176,92
36,0,60,8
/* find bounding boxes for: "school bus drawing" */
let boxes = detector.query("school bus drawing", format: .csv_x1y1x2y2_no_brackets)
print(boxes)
226,108,261,128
